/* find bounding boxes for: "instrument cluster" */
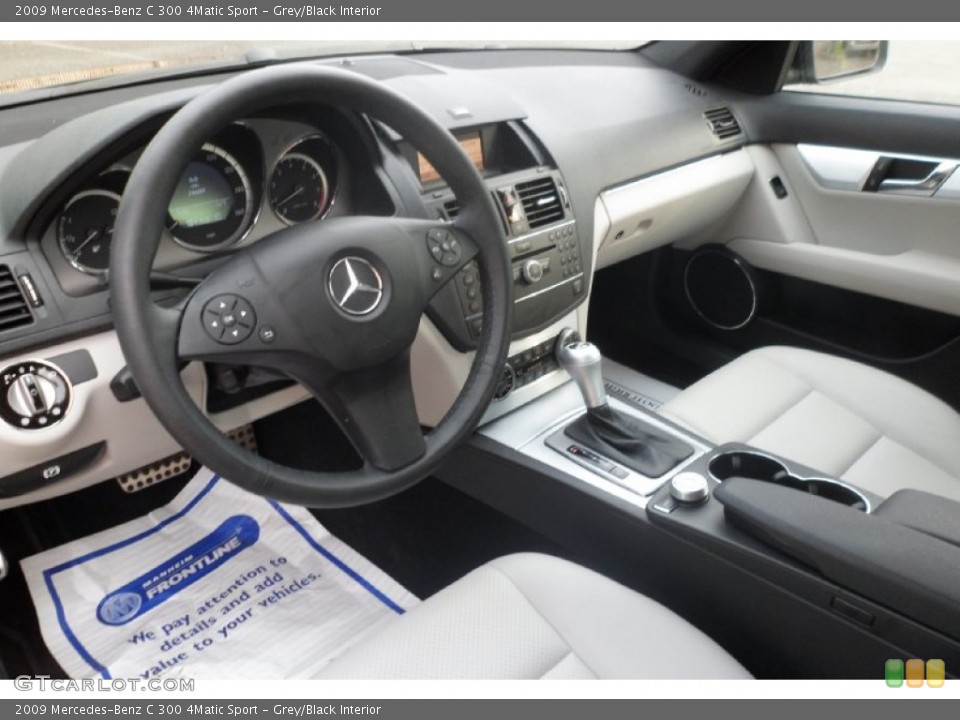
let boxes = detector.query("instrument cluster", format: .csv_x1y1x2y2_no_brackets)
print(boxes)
49,118,341,282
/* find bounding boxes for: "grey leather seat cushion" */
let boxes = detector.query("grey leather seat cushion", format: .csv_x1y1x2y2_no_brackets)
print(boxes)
660,346,960,502
316,553,750,679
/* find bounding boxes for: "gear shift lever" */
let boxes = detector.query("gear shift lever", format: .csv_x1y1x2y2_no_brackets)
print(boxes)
556,340,607,410
556,332,693,477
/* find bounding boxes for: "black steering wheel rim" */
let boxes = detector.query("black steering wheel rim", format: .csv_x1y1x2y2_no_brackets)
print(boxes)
111,64,512,508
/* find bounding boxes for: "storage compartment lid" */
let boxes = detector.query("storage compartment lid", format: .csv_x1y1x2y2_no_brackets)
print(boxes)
714,477,960,641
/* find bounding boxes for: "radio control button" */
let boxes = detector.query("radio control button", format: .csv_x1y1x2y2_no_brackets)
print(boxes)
522,259,544,284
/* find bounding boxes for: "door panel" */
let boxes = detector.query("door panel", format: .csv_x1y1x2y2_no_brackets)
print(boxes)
775,143,960,258
595,90,960,410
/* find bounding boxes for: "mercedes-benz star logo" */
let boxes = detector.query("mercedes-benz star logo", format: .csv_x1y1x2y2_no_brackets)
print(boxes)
328,256,384,316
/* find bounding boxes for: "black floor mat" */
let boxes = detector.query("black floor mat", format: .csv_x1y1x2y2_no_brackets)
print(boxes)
0,469,195,678
0,400,560,677
313,477,562,599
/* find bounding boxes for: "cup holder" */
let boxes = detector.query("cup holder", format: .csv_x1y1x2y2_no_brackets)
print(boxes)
708,450,869,512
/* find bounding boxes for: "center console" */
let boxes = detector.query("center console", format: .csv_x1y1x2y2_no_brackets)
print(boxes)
646,444,960,667
441,338,960,677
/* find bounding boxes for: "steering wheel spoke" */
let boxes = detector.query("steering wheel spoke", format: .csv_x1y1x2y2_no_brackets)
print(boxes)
391,217,480,304
176,256,303,368
294,352,426,472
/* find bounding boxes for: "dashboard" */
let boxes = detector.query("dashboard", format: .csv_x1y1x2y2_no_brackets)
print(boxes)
0,50,747,508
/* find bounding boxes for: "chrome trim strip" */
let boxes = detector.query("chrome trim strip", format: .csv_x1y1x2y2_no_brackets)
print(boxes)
683,249,757,331
169,142,258,254
57,189,122,276
506,219,576,246
514,273,585,304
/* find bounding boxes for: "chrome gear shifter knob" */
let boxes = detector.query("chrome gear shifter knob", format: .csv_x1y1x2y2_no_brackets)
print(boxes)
557,338,607,410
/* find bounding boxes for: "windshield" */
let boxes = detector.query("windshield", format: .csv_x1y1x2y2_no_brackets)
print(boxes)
0,40,642,96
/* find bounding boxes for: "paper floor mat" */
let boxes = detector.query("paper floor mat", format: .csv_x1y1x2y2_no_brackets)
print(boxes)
21,468,419,679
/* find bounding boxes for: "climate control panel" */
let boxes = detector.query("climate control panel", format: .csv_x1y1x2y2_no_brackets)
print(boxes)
494,334,564,401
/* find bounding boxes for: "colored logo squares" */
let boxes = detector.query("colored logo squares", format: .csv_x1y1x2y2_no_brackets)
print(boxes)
927,659,946,688
885,659,945,687
906,659,924,687
885,659,903,687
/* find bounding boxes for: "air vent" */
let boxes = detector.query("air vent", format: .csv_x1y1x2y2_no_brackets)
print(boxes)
516,177,564,229
684,82,707,98
442,199,461,220
0,266,32,333
704,107,742,140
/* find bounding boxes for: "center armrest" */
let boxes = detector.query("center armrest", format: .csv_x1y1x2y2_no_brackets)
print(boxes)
714,478,960,641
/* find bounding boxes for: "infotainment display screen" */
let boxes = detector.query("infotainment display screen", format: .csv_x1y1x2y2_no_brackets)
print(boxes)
417,132,484,184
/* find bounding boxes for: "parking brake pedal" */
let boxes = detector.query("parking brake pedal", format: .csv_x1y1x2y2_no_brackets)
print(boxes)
116,424,258,493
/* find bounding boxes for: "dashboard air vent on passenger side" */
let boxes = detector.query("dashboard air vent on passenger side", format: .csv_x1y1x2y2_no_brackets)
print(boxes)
0,265,32,333
516,177,564,229
443,199,461,220
704,107,742,140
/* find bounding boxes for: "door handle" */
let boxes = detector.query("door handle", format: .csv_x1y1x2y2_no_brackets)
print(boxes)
878,161,957,195
864,157,958,196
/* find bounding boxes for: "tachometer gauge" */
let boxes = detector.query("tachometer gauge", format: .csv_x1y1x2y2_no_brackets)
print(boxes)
268,153,330,225
57,189,121,275
166,143,255,251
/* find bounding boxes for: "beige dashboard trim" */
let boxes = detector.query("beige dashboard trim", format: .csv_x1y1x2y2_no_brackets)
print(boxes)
729,239,960,318
595,150,754,268
0,331,308,510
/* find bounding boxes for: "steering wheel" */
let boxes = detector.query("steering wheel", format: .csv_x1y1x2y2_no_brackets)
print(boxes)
110,65,512,508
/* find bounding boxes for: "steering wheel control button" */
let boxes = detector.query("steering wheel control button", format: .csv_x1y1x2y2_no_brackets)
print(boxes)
670,471,711,505
426,228,463,267
259,326,277,344
328,256,384,317
203,295,257,345
467,317,483,338
0,360,71,430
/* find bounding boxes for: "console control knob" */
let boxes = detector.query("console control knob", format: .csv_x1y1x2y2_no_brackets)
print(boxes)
0,360,71,430
555,328,582,354
494,364,516,401
670,471,711,505
522,259,544,284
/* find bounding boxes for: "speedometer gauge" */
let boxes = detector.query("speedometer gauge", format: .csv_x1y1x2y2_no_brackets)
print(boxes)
166,143,254,251
268,153,329,225
58,189,121,275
